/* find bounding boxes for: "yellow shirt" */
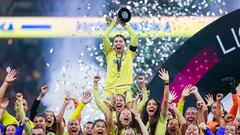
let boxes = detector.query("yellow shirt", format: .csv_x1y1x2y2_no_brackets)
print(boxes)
69,102,85,120
1,111,35,135
93,85,148,119
102,21,138,94
105,49,135,93
1,111,35,127
110,126,139,135
146,113,167,135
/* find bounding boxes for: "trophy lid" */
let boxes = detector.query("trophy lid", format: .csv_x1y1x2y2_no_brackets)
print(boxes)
118,7,131,23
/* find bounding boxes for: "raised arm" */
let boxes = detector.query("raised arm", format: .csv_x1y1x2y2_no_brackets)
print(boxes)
120,22,138,48
30,85,48,121
237,83,240,116
132,99,149,135
204,94,214,114
14,116,29,135
228,85,239,120
170,103,186,125
158,68,169,117
16,94,31,135
106,93,116,133
93,75,108,116
0,70,17,103
0,98,9,120
177,85,192,114
69,91,82,121
102,19,117,55
196,100,208,124
215,114,234,135
56,92,71,135
135,115,149,135
190,85,208,120
168,91,178,105
191,86,206,104
198,122,213,135
106,108,115,133
137,76,148,113
191,86,209,122
69,91,91,120
215,93,224,124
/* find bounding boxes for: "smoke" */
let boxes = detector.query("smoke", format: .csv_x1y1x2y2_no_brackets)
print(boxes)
41,0,107,124
39,0,237,124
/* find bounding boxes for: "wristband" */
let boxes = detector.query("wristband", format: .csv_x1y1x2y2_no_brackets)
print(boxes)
164,83,169,85
0,106,6,110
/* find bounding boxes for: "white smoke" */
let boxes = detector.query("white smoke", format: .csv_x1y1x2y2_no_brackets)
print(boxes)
41,0,107,125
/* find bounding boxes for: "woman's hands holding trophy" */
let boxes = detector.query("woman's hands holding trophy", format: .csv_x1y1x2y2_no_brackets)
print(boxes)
105,7,131,27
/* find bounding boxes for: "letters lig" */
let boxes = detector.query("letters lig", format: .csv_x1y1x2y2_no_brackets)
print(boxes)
216,27,240,55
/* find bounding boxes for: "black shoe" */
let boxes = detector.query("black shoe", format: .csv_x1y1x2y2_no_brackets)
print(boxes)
222,77,236,93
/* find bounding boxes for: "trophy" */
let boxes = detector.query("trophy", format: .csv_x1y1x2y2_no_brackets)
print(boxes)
117,7,131,23
222,77,236,91
105,7,131,26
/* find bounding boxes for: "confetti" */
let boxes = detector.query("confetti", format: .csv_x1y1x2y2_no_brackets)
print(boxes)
49,48,54,54
6,66,11,73
42,0,228,124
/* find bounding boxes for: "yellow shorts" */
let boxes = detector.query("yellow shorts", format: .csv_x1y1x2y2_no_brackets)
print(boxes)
104,87,132,103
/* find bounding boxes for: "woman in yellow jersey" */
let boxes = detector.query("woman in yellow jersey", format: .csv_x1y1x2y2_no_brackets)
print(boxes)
107,108,148,135
106,88,148,135
93,75,148,124
141,68,169,135
44,111,57,134
102,17,138,104
93,74,126,122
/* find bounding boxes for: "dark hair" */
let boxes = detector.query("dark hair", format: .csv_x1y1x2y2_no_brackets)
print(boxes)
84,121,93,128
93,119,107,128
34,113,47,121
113,34,126,43
45,111,57,134
166,118,180,135
141,98,161,135
62,117,66,126
113,94,126,112
117,108,141,135
116,94,126,102
14,98,27,103
4,124,17,135
211,102,228,122
168,108,176,119
31,126,44,133
211,101,225,111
